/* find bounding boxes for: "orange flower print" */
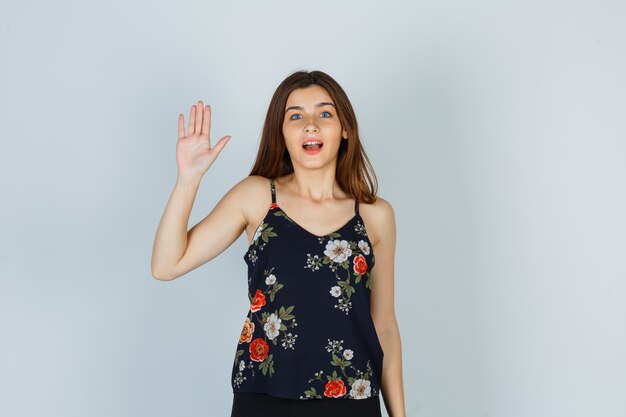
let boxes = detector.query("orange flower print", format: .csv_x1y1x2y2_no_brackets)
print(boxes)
250,289,266,312
270,202,278,209
353,254,368,275
324,379,347,398
301,339,378,399
234,269,298,387
305,230,375,315
249,337,270,362
239,317,255,344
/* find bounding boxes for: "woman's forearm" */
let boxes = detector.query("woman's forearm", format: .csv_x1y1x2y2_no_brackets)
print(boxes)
151,175,202,280
379,320,407,417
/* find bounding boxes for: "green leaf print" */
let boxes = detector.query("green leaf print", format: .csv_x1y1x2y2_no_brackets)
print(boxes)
234,349,244,366
273,210,294,223
301,340,378,399
303,387,322,399
260,226,277,243
259,354,274,377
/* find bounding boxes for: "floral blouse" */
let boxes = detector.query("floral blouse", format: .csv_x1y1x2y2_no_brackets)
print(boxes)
231,177,384,400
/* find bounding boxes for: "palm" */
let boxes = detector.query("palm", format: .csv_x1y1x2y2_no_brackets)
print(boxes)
176,101,231,178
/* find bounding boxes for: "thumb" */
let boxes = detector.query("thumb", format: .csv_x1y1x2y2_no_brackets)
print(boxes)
212,135,232,153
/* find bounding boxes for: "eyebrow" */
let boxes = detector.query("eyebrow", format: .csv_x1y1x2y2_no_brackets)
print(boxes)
285,102,335,113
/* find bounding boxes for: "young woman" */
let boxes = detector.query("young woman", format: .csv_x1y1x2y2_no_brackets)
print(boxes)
151,70,406,417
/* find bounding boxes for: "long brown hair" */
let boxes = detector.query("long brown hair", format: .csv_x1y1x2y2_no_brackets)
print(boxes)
249,70,378,204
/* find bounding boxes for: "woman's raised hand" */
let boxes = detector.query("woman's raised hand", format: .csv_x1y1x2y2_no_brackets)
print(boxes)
176,100,231,181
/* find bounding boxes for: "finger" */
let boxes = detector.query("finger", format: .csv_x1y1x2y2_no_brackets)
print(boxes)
201,104,211,136
188,105,196,134
212,135,232,153
195,100,204,134
177,114,185,139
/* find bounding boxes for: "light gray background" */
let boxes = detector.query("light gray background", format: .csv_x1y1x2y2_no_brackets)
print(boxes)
1,0,624,416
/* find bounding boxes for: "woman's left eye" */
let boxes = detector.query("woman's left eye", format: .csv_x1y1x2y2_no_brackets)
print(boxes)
289,111,331,120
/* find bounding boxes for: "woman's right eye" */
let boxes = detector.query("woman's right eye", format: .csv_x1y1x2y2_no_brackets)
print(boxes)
289,114,302,120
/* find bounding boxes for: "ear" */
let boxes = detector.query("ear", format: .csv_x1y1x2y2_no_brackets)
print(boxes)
342,128,348,140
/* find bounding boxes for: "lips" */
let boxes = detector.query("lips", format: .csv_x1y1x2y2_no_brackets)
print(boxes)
302,137,324,148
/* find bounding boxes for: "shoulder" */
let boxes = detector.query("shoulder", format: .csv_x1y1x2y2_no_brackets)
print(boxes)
229,175,273,226
359,196,396,247
235,175,271,192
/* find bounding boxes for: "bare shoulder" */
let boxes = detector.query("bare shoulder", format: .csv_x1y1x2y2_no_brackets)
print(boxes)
359,196,396,248
228,175,272,227
233,174,269,197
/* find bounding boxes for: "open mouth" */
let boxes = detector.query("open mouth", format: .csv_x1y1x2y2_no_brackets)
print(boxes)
302,141,323,150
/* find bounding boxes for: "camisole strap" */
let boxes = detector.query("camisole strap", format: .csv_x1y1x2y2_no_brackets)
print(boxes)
354,198,359,216
269,177,277,204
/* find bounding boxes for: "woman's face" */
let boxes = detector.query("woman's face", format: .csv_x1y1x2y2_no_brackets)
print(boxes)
282,85,348,169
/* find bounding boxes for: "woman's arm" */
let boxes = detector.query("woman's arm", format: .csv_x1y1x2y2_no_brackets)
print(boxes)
151,174,251,281
368,198,407,417
151,100,240,281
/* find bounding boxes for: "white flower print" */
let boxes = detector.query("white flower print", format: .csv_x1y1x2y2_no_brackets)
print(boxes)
247,249,259,265
354,219,367,236
245,220,276,266
253,223,263,243
306,231,373,316
358,239,370,255
281,332,298,349
239,360,246,371
302,343,378,400
264,313,282,340
324,239,352,263
326,339,343,353
330,286,342,297
265,273,276,285
233,371,247,387
350,378,372,399
335,297,352,314
304,253,323,271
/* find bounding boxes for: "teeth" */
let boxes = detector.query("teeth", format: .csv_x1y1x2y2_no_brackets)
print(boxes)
303,141,322,146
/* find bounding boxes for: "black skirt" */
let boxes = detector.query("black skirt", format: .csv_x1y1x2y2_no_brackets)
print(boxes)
230,392,383,417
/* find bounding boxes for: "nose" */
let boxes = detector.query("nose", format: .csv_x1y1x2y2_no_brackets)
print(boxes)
305,119,319,133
